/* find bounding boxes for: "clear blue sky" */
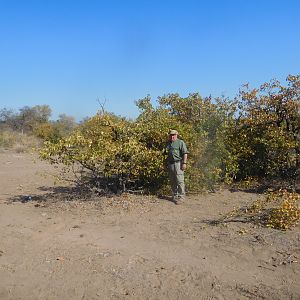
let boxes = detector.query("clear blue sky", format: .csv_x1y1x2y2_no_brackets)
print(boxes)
0,0,299,121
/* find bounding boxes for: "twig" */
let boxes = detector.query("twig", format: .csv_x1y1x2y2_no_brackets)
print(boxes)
258,265,275,271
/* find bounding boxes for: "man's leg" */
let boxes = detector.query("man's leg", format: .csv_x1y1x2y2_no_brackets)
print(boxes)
175,162,185,202
168,163,178,200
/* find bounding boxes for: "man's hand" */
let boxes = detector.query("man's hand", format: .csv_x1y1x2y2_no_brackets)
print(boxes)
181,154,188,171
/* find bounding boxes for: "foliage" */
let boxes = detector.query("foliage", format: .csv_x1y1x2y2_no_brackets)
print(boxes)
39,74,299,198
215,189,300,230
55,114,77,137
18,105,52,133
0,105,77,142
40,94,235,193
157,93,237,187
266,189,300,230
0,105,51,133
40,113,167,193
33,122,61,142
34,114,77,142
226,75,300,184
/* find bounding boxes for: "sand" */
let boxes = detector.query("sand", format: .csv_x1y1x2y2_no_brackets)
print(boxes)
0,152,299,299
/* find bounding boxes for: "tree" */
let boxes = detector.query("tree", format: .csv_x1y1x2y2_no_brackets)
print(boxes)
17,105,52,133
40,94,235,193
56,114,77,137
227,75,300,185
0,108,17,130
40,74,300,194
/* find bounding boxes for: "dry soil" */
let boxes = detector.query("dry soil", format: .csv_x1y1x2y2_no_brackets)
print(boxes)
0,152,299,299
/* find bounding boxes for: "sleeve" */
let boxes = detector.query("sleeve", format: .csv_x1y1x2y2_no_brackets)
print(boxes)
180,140,189,155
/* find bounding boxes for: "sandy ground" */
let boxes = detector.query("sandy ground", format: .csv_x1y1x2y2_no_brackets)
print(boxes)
0,152,299,300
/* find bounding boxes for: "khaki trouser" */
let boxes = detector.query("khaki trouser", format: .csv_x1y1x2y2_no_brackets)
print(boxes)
168,161,185,199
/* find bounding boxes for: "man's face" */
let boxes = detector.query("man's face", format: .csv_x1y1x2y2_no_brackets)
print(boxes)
169,134,178,142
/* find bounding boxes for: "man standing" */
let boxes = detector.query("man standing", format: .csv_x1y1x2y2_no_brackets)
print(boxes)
166,129,188,204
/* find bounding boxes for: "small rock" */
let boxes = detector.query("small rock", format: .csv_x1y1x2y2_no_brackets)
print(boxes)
56,256,64,261
97,252,111,258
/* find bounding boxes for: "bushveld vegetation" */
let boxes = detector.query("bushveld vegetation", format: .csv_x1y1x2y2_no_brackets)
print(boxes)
0,105,77,151
2,75,300,229
40,75,300,192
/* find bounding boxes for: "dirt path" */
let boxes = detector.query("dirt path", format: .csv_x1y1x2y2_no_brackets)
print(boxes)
0,152,299,299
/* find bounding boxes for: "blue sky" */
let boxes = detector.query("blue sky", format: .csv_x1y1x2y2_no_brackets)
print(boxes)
0,0,299,121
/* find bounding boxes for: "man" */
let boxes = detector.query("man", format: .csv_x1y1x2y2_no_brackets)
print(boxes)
166,129,189,204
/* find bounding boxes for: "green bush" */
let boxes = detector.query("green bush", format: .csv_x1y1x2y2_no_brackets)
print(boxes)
40,75,300,194
226,75,300,185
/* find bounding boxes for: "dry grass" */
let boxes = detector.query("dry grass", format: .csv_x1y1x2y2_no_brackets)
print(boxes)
0,129,41,153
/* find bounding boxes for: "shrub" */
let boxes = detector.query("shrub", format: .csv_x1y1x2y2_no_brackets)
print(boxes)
218,189,300,230
226,75,300,185
266,189,300,230
40,75,300,196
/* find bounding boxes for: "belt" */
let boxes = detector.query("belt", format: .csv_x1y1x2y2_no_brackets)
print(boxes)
168,160,181,164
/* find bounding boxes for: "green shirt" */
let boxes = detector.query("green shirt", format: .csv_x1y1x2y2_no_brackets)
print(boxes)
166,139,189,163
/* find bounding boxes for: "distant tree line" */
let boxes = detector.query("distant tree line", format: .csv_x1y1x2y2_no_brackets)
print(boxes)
0,105,77,142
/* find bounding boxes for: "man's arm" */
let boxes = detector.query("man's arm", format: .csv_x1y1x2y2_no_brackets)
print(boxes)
181,153,188,170
180,140,188,170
